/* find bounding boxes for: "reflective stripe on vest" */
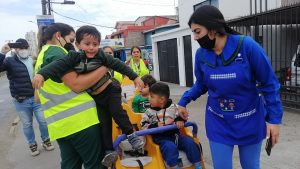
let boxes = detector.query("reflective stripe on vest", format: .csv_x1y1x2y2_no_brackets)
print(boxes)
35,45,99,140
39,89,80,109
45,100,95,124
38,89,95,124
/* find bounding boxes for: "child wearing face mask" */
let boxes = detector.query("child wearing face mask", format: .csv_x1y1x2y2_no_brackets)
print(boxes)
32,25,145,167
0,39,54,156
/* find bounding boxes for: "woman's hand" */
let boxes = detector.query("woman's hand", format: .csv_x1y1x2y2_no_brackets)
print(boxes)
32,74,45,89
177,105,189,120
266,124,280,148
133,77,144,90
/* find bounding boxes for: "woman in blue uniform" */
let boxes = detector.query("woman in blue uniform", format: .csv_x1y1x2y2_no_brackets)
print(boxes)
177,5,283,169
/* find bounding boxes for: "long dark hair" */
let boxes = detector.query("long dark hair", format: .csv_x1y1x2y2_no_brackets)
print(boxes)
37,23,74,53
188,5,239,35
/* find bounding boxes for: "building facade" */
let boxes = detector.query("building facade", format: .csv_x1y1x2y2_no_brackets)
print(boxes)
110,16,178,48
144,23,179,47
25,31,38,58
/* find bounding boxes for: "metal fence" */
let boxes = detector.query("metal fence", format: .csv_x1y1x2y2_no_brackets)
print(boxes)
228,2,300,109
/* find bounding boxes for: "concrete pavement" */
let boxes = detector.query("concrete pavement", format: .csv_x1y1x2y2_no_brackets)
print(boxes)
0,75,299,169
0,75,60,169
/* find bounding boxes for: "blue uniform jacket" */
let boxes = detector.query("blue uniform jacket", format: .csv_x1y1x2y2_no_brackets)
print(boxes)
178,34,283,145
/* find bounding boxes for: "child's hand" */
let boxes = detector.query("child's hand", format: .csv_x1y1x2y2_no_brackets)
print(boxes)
176,121,185,129
32,74,45,89
133,77,144,90
158,121,164,127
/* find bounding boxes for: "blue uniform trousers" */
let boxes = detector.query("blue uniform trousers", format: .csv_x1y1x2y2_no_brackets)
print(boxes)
209,140,262,169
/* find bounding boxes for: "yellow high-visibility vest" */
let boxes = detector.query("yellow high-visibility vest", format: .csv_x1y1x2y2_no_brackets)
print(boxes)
35,45,99,141
130,58,149,77
114,71,123,83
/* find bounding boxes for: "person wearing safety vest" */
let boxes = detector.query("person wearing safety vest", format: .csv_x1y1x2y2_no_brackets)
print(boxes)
102,46,123,83
126,46,149,77
33,23,108,169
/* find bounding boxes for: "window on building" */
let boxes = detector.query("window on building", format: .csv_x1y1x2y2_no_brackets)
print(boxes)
194,0,211,11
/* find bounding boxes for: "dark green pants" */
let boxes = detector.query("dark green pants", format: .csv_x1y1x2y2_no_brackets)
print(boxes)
57,124,103,169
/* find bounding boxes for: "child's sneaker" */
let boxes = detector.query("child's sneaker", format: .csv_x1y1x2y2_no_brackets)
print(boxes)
29,143,40,156
42,139,55,151
127,133,144,150
101,151,118,167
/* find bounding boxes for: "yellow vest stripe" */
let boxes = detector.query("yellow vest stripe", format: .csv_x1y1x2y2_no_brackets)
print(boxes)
45,100,95,124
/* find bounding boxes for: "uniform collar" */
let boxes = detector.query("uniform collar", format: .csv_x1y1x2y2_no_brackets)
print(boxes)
200,34,244,67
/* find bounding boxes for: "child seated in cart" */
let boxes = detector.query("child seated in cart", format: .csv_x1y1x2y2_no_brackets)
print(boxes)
132,74,156,113
140,82,202,169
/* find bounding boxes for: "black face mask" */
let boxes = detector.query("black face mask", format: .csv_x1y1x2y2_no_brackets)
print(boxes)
64,43,75,52
197,34,216,50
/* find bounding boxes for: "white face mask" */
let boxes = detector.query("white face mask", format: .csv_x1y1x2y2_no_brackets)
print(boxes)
17,49,29,59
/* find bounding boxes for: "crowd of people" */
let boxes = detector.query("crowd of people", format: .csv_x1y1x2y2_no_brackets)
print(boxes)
0,5,283,169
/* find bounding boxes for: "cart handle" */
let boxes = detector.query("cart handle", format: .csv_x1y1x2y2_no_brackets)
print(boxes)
113,121,198,150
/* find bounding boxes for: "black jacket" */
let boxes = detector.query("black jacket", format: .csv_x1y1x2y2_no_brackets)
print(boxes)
0,53,34,99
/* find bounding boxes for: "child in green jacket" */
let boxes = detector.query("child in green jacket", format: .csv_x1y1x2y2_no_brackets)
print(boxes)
132,74,156,113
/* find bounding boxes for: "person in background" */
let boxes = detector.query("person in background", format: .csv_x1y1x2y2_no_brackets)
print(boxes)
0,39,54,156
126,46,149,77
103,46,123,84
132,74,156,113
177,5,283,169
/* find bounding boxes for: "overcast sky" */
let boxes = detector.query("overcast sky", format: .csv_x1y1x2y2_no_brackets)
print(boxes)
0,0,178,46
